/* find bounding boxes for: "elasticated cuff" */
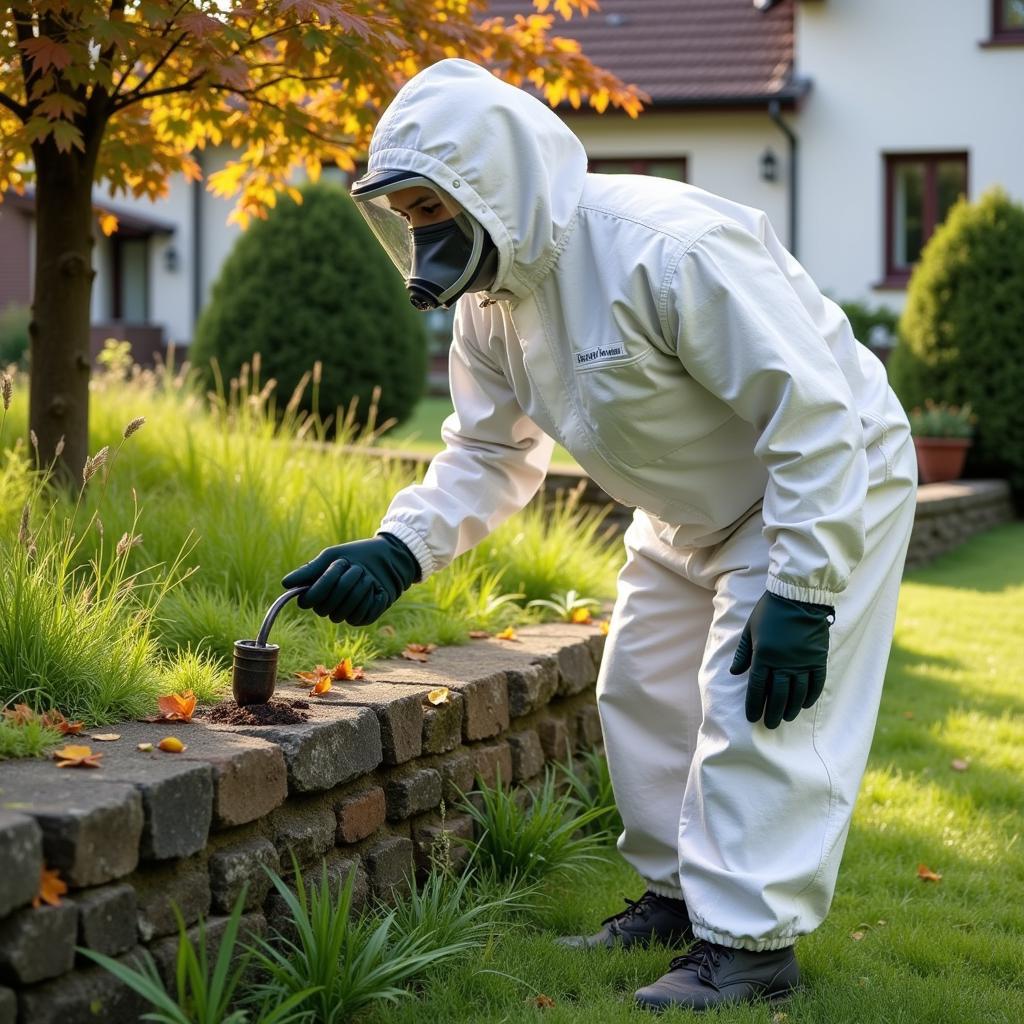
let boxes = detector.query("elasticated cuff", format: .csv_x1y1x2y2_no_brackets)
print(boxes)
690,921,798,952
377,520,436,581
645,880,685,900
766,574,839,607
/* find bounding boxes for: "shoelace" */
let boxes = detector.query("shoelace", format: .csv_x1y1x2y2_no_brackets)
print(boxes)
668,941,731,986
601,893,656,930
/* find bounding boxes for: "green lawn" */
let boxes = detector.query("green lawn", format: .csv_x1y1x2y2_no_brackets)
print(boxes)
363,523,1024,1024
381,396,581,469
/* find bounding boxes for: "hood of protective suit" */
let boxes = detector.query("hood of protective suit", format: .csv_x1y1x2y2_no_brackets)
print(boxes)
362,58,587,300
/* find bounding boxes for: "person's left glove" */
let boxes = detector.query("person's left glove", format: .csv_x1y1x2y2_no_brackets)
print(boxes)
281,533,421,626
729,591,835,729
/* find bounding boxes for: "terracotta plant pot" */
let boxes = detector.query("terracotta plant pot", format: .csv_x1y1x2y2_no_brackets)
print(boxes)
913,436,971,484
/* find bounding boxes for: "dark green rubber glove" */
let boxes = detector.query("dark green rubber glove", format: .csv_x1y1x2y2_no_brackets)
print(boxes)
729,591,835,729
281,533,421,626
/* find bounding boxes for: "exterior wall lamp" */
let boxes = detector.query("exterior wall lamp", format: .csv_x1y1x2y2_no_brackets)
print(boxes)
760,147,779,183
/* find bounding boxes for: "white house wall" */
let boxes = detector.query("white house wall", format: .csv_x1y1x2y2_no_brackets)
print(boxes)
566,111,791,251
796,0,1024,309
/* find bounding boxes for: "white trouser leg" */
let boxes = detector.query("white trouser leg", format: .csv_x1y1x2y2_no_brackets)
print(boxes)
595,510,713,899
597,435,916,947
679,436,918,950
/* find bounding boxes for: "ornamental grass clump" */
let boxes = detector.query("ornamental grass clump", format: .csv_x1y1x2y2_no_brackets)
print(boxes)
459,767,610,886
557,747,623,841
0,370,198,725
247,859,477,1024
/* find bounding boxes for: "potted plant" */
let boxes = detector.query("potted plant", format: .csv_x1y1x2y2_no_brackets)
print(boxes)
908,399,976,484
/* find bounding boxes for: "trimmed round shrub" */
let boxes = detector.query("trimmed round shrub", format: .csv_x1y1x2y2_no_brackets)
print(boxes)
888,186,1024,497
191,183,427,430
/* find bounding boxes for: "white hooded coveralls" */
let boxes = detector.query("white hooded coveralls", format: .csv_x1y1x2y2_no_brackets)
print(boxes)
370,60,917,951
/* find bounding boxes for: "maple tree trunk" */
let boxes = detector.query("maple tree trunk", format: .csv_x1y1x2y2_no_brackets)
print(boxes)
28,135,101,487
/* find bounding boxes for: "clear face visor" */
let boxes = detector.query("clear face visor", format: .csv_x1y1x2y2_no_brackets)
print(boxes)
352,175,475,280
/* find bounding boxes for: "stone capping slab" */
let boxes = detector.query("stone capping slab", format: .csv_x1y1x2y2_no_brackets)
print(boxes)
0,811,43,918
206,701,383,794
913,478,1010,513
0,768,144,887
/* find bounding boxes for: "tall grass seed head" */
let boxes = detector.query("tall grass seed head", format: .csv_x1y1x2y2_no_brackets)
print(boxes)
1,372,11,411
122,416,145,439
82,446,110,484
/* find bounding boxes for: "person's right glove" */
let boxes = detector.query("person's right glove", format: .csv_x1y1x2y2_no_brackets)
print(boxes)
281,532,421,626
729,591,835,730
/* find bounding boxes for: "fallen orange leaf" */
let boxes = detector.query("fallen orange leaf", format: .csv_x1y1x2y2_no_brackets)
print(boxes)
309,677,333,696
570,607,592,624
296,664,330,683
33,864,67,908
426,687,450,706
4,703,37,726
331,658,364,681
495,627,519,641
52,744,103,768
156,690,197,722
158,736,187,753
917,863,942,882
468,630,491,639
41,709,86,735
401,643,438,663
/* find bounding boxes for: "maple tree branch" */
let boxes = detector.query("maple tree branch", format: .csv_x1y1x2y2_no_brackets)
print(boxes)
208,88,351,148
0,91,30,121
109,0,191,102
112,70,207,111
112,31,188,106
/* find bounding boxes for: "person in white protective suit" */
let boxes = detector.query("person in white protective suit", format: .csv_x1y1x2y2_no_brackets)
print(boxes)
283,58,918,1012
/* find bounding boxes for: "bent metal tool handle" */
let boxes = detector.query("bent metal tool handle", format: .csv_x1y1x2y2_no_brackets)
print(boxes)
256,586,307,646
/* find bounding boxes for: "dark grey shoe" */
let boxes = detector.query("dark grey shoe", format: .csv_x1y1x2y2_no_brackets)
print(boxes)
556,891,694,950
634,939,800,1012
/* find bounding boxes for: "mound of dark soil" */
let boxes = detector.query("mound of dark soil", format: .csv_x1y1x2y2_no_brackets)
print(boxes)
204,698,311,726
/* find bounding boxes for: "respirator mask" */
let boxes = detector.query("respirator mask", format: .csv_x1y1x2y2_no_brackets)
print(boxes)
351,169,498,310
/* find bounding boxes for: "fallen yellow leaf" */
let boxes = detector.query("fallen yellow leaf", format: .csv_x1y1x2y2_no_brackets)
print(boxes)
570,607,592,624
426,687,450,706
158,736,187,753
495,627,519,641
52,744,103,768
599,620,610,635
92,733,121,742
137,742,154,752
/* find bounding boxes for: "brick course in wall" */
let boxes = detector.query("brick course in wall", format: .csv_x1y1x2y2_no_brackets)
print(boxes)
0,624,606,1021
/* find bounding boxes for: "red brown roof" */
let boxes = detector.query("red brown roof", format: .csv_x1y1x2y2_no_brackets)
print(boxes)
484,0,807,107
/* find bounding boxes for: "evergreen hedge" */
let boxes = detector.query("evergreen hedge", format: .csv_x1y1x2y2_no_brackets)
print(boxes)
888,186,1024,498
191,183,427,430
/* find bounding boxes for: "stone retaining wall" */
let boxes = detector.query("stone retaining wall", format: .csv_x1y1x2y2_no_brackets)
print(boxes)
0,625,605,1023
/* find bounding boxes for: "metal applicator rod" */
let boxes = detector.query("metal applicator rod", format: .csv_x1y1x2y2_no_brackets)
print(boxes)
256,587,307,647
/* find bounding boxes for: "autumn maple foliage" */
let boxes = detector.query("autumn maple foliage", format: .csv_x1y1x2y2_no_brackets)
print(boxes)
0,0,641,483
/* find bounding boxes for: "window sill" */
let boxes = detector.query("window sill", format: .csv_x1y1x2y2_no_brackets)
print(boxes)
872,274,911,291
980,34,1024,47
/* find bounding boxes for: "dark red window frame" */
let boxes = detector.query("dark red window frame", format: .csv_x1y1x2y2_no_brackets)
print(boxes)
588,156,689,182
880,152,968,289
985,0,1024,45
